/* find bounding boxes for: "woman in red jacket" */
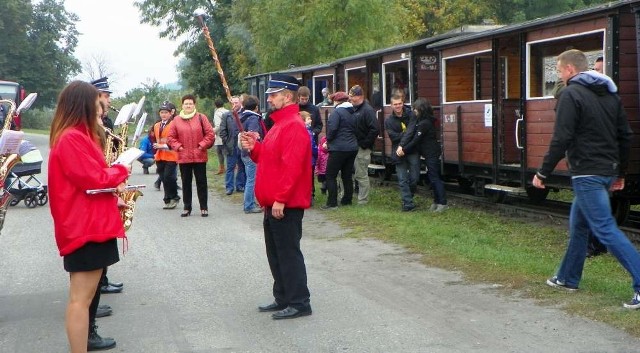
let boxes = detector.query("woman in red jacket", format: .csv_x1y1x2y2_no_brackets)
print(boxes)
167,94,215,217
48,81,131,352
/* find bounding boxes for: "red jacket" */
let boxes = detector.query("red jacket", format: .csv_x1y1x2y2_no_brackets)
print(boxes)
167,113,215,164
48,126,129,256
251,104,311,209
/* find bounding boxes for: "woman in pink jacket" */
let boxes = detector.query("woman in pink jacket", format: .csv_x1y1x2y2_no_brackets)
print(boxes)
167,94,215,217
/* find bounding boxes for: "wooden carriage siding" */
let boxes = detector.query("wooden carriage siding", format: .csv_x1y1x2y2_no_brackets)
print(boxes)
429,0,640,184
245,0,640,192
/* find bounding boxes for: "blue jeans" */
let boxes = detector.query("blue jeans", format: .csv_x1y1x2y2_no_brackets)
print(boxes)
241,154,257,211
425,157,446,205
225,147,246,193
396,153,421,208
556,176,640,291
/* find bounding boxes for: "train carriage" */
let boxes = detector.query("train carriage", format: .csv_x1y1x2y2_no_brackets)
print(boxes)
429,0,640,218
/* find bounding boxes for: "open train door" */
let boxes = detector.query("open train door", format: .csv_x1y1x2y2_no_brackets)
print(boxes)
484,37,530,202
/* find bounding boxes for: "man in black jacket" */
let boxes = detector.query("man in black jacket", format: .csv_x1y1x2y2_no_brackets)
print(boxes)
349,85,379,205
533,49,640,309
385,94,419,211
298,86,323,144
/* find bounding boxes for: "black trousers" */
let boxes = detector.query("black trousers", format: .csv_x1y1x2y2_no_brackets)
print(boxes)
179,162,208,211
157,160,178,203
263,208,310,310
325,150,358,207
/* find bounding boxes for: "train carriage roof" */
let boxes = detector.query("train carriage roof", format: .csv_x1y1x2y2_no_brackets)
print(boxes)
330,25,501,64
429,0,640,49
244,25,501,80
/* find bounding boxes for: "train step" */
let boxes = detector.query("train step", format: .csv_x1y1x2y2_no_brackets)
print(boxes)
484,184,527,196
368,164,386,170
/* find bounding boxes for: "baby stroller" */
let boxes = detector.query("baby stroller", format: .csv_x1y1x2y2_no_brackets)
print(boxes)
7,140,47,208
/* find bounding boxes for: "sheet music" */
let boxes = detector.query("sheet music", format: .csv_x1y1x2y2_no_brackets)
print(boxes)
114,147,144,165
0,130,24,155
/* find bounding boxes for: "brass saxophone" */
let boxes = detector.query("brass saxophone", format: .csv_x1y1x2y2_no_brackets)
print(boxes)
103,113,142,231
102,127,123,165
0,99,20,234
0,154,20,233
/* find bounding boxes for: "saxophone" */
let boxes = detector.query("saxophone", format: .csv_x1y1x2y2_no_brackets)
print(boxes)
0,154,20,233
0,99,19,234
103,110,143,231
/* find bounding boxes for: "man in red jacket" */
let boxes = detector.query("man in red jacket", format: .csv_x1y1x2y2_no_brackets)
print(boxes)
240,74,312,320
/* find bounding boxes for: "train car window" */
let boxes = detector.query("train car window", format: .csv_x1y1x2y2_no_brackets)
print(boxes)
345,67,367,98
527,30,604,99
371,72,382,110
312,74,334,106
382,60,411,105
474,57,507,100
443,52,491,102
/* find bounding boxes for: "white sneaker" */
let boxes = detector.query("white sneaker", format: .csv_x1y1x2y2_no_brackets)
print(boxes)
434,204,449,212
623,291,640,309
429,203,438,211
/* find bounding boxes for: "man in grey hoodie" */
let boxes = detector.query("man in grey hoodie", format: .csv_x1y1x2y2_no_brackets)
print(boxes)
533,49,640,309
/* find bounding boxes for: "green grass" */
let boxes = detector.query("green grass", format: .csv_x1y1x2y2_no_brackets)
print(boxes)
22,128,50,135
206,152,640,336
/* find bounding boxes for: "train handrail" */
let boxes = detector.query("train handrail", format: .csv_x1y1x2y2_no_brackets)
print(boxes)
515,117,524,149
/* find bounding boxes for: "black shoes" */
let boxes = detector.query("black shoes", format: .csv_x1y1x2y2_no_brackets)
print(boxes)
96,304,112,318
100,284,122,294
271,306,312,320
402,205,416,212
88,324,116,351
258,302,288,312
108,281,123,288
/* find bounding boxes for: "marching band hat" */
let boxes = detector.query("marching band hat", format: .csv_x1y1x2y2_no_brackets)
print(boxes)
159,103,172,112
90,77,112,94
265,74,300,94
330,91,349,102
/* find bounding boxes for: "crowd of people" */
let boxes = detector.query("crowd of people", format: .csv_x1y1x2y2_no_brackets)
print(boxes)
46,49,640,353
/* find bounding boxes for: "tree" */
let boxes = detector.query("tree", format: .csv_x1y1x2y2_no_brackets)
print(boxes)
134,0,244,100
82,53,117,82
0,0,80,107
230,0,425,72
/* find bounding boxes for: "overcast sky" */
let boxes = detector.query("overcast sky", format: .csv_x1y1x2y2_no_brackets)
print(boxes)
65,0,184,97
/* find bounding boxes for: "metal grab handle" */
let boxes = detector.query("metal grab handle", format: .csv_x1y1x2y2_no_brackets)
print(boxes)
515,117,524,149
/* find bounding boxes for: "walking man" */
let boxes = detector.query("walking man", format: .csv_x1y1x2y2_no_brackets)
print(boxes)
533,49,640,309
240,74,313,319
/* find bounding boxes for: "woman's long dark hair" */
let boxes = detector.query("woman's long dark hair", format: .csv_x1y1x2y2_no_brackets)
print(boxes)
50,81,100,147
412,97,434,121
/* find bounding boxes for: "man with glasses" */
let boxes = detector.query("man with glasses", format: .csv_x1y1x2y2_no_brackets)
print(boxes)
240,74,313,320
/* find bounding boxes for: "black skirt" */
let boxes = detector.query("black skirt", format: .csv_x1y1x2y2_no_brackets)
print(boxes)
63,238,119,272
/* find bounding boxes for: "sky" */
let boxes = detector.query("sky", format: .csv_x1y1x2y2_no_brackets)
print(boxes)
65,0,184,97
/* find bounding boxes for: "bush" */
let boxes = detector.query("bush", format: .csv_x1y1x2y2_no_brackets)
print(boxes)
21,108,53,130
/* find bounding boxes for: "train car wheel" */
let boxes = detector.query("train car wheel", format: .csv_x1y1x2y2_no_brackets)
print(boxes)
24,194,37,208
458,178,473,194
526,187,549,204
610,197,630,225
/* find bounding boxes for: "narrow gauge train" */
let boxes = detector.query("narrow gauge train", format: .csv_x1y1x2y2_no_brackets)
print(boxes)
245,0,640,222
